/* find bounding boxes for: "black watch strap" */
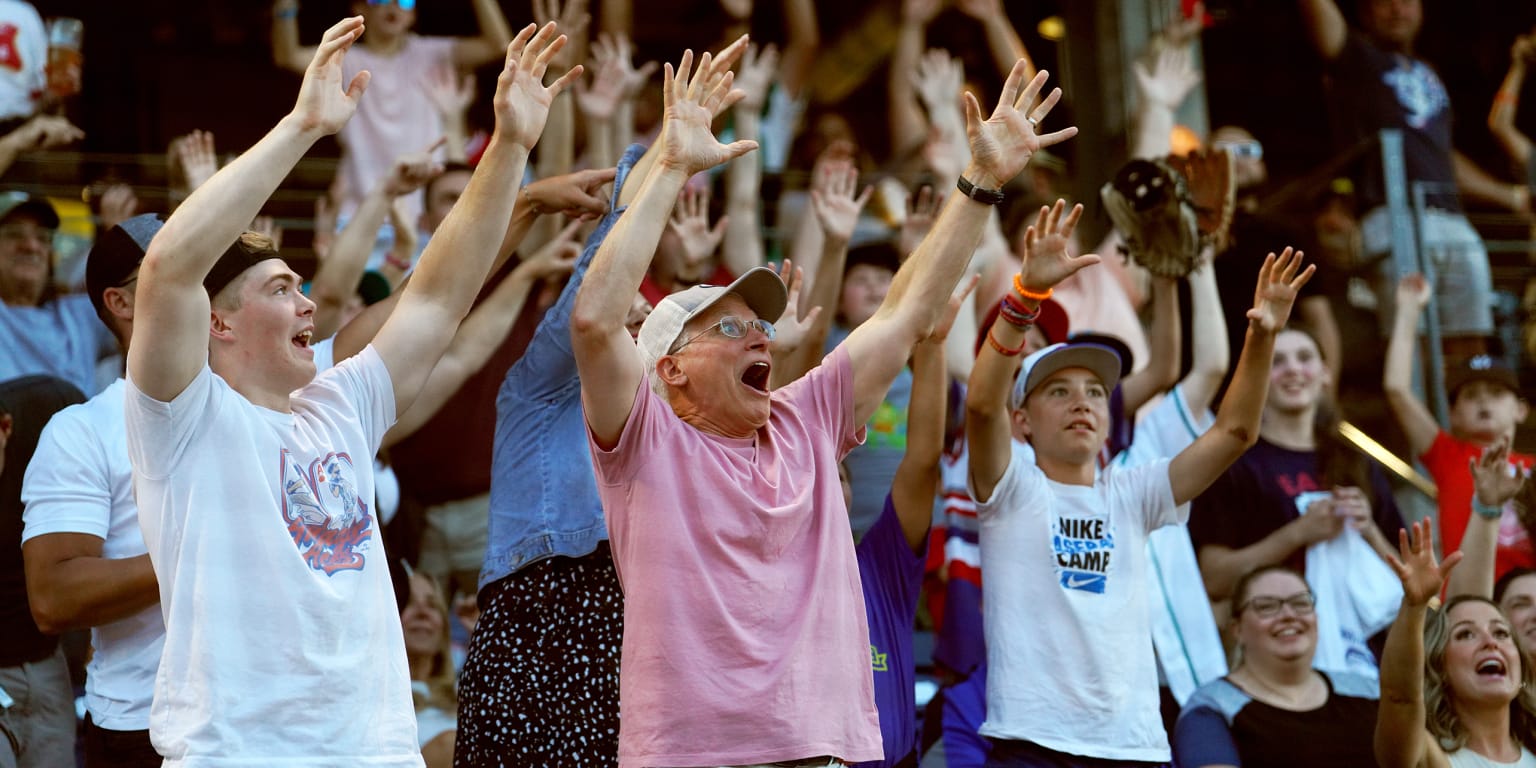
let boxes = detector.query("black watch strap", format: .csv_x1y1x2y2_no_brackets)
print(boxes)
956,175,1005,206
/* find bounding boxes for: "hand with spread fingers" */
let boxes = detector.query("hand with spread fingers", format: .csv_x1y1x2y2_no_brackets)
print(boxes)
1388,519,1462,607
1472,437,1530,509
1019,200,1100,293
961,63,1077,189
654,47,758,176
735,43,780,114
523,166,616,219
291,16,372,136
809,161,872,245
667,187,727,268
767,258,823,356
494,22,585,151
1245,247,1314,333
383,137,447,197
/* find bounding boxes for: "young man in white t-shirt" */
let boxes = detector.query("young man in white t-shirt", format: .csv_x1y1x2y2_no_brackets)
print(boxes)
573,44,1078,768
122,18,578,766
965,201,1314,767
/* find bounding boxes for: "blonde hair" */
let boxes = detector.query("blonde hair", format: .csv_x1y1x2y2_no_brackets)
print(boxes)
1424,596,1536,752
404,572,457,715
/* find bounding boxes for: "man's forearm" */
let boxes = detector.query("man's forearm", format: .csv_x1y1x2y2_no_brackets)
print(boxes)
28,553,158,634
575,163,689,330
876,186,990,337
1208,321,1276,449
409,136,530,315
312,185,393,338
723,111,764,277
470,0,514,51
981,15,1032,82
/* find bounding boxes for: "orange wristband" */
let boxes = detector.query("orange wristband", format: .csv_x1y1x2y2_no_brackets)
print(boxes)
1012,273,1052,301
987,327,1027,357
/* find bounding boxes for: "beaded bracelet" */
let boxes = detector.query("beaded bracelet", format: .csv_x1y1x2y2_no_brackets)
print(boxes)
998,293,1040,327
1012,273,1052,301
987,328,1026,357
1473,498,1504,520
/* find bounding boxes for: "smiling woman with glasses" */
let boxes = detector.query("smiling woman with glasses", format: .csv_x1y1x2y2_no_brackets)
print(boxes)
1174,564,1383,768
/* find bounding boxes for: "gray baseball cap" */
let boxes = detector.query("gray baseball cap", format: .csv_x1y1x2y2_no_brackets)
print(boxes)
635,266,788,384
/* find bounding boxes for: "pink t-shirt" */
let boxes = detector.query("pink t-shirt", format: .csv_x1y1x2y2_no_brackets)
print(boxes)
590,346,883,768
339,34,453,222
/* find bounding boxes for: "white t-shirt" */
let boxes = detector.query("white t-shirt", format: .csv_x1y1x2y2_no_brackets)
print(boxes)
1115,385,1228,704
0,1,45,121
971,451,1179,762
21,379,161,731
125,347,419,767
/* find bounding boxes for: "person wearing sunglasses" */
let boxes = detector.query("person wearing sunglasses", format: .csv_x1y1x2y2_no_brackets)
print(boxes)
1174,565,1380,768
270,0,512,227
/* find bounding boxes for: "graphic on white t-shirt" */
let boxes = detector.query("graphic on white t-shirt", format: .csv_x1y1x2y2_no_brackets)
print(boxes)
0,24,21,70
280,449,373,575
1053,514,1115,594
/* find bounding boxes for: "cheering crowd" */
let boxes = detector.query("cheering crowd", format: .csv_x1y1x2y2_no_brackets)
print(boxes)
1,0,1534,767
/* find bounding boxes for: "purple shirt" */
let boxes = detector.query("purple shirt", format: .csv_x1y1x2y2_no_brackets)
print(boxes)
854,495,927,768
590,346,882,767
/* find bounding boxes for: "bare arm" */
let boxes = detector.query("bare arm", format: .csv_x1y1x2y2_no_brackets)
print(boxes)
1383,272,1440,456
889,0,938,161
271,0,318,72
572,44,758,448
895,279,976,551
1376,521,1458,768
1489,38,1534,169
1131,46,1201,160
722,44,777,279
1120,276,1181,413
1447,438,1529,599
383,222,580,445
130,18,370,402
1454,150,1530,213
1180,256,1229,415
453,0,518,68
956,0,1033,82
1199,517,1336,599
1168,249,1314,505
0,115,82,179
848,65,1077,427
1297,0,1347,61
778,0,819,95
23,536,156,633
370,23,581,417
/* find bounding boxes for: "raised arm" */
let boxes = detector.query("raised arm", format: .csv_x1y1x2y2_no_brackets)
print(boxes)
1453,150,1531,214
423,66,475,164
1167,248,1314,505
956,0,1034,82
383,221,581,446
894,277,977,551
271,0,318,72
889,0,939,161
966,201,1100,502
1376,520,1459,768
1383,273,1441,457
1447,438,1530,600
778,0,819,95
1490,35,1535,170
1297,0,1347,61
722,43,777,279
370,22,581,417
453,0,518,69
1180,255,1230,414
130,17,369,402
572,45,757,448
847,64,1077,427
1119,275,1181,413
1130,45,1201,160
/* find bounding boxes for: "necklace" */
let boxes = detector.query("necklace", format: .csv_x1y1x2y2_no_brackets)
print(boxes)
1229,668,1327,711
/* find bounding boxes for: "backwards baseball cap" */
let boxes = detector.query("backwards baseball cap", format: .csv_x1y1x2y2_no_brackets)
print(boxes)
1447,354,1522,401
1010,340,1124,411
204,232,282,299
87,213,164,318
0,192,59,229
636,266,788,384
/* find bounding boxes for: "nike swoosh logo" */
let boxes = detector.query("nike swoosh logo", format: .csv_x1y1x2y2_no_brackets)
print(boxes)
1064,573,1100,589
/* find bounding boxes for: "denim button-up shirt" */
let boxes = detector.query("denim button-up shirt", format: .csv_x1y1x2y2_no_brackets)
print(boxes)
481,144,644,590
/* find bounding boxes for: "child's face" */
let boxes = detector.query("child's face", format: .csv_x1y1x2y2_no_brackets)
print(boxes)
1449,380,1529,444
355,0,416,39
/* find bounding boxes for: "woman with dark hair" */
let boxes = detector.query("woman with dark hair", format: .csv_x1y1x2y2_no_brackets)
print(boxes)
1174,564,1380,767
1377,520,1536,768
1189,326,1402,609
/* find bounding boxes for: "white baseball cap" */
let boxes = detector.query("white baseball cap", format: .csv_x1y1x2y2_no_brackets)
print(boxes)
1010,341,1124,411
635,266,788,383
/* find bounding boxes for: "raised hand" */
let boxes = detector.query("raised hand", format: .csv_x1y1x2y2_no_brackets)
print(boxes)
767,258,823,355
532,0,590,70
902,0,942,26
98,183,139,232
1245,247,1315,333
1472,437,1530,508
1395,272,1432,313
962,64,1077,189
518,219,583,280
575,41,630,121
291,16,371,136
249,215,284,251
667,186,726,267
955,0,1001,21
494,22,585,151
912,48,965,121
900,184,942,257
1387,519,1462,607
926,274,981,343
172,130,219,193
602,34,658,101
809,160,872,245
719,0,752,22
735,43,780,114
522,166,616,219
7,115,83,152
1156,1,1205,50
422,64,476,122
1133,45,1201,110
311,195,336,260
383,137,447,197
1019,200,1101,292
654,47,758,176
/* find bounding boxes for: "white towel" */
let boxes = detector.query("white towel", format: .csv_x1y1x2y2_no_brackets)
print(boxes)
1300,490,1402,680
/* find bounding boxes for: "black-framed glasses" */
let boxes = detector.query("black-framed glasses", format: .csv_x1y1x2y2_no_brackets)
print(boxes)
670,315,775,354
1238,592,1316,619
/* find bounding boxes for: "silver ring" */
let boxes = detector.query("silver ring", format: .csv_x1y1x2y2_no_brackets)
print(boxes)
1026,116,1040,127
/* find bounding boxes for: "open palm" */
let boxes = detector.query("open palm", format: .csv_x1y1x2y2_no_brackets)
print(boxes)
656,49,757,177
1020,200,1100,291
1245,247,1314,333
963,63,1077,188
495,22,584,150
1388,519,1461,606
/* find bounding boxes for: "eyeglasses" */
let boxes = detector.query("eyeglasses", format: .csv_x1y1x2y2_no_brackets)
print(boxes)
366,0,416,9
1214,139,1264,160
670,315,775,354
1238,592,1316,619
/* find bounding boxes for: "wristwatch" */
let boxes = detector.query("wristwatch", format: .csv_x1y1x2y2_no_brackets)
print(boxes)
956,175,1005,206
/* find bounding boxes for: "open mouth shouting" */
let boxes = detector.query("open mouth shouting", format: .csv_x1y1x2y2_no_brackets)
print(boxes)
292,328,314,352
1476,656,1509,680
741,360,771,393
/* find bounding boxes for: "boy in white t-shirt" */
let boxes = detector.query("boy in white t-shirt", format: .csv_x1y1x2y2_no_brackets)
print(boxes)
965,200,1313,767
121,19,578,766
